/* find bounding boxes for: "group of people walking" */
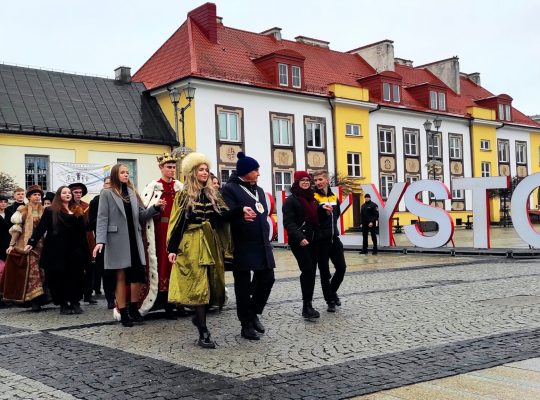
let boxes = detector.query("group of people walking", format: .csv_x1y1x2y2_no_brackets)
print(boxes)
0,149,365,349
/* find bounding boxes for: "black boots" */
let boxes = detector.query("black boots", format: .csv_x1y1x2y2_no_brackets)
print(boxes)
128,303,145,324
302,302,320,319
164,303,178,320
72,302,83,314
252,315,265,334
197,328,216,349
119,307,133,327
241,321,260,340
327,301,336,313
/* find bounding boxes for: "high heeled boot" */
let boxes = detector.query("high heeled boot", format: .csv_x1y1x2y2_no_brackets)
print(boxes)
128,303,145,324
119,307,133,327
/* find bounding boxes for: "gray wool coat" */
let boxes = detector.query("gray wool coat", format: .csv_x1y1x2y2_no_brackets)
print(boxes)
95,187,159,270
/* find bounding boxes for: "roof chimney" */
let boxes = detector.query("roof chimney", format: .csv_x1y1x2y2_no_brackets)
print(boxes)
418,56,460,94
216,15,223,25
114,66,131,83
261,27,282,40
395,57,413,67
295,35,329,49
188,2,218,43
466,72,481,86
348,40,395,72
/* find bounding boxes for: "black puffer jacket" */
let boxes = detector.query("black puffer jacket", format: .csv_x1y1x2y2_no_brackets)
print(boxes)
360,201,379,225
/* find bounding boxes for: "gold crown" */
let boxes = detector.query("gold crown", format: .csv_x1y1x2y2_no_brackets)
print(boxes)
157,152,178,165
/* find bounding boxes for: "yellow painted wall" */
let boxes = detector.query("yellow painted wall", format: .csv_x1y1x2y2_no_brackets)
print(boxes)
329,84,371,229
156,91,196,152
0,133,169,196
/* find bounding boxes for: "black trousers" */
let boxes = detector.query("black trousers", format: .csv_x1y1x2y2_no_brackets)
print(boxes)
362,224,378,251
47,267,84,305
232,268,275,325
290,242,318,304
317,237,347,302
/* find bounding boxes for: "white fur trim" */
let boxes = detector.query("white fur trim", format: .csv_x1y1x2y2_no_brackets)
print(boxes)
9,224,22,235
181,152,211,177
139,216,158,316
10,211,22,225
174,181,183,192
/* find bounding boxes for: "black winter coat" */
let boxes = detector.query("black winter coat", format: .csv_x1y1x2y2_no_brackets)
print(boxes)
28,207,90,272
221,174,275,271
360,201,379,225
0,213,10,261
282,194,323,246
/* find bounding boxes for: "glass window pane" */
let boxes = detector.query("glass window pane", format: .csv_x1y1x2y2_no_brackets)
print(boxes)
438,93,446,110
229,114,238,140
218,113,227,139
272,120,280,144
383,83,391,101
393,84,400,102
430,91,437,109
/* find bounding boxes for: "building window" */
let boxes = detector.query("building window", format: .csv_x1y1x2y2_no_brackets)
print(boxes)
449,136,462,159
347,152,361,177
306,121,324,149
25,155,49,191
427,134,441,158
404,130,418,156
274,170,292,194
452,189,464,199
272,116,292,146
481,162,491,177
346,123,361,136
292,66,301,88
382,82,400,103
430,91,446,111
118,159,137,188
220,167,235,186
218,109,241,142
498,104,512,121
516,142,527,164
498,140,509,163
380,174,394,200
480,139,490,151
278,63,288,86
405,175,420,184
378,128,394,154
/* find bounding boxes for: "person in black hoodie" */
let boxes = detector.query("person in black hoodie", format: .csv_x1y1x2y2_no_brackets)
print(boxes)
0,195,10,262
283,171,322,320
221,152,275,341
313,170,347,312
360,193,379,254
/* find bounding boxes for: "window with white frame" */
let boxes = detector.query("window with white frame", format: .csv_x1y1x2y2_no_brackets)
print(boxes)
220,168,235,186
427,133,441,158
278,63,288,86
429,91,446,111
498,104,512,121
383,83,391,101
516,142,527,164
480,139,490,150
481,162,491,177
404,130,418,156
25,155,49,191
306,121,324,148
346,123,361,136
505,104,512,121
274,170,292,194
382,82,400,103
449,135,462,159
498,140,509,163
347,152,361,177
380,174,394,199
393,84,401,103
452,189,464,199
118,158,138,188
218,109,241,141
378,127,394,154
405,175,420,184
272,116,292,146
292,66,301,88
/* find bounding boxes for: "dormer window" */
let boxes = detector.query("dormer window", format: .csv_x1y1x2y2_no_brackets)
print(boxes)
498,104,512,121
430,91,446,111
279,64,288,86
383,82,401,103
292,66,301,88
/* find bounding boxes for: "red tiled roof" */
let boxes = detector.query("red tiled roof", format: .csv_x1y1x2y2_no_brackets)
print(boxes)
133,11,540,128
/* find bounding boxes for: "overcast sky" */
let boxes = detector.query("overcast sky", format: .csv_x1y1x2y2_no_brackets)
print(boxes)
2,0,539,115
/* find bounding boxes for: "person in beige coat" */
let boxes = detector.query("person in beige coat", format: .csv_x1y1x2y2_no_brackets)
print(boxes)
93,163,164,327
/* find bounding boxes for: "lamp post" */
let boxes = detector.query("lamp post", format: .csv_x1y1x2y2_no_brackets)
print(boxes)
168,83,196,159
423,116,442,180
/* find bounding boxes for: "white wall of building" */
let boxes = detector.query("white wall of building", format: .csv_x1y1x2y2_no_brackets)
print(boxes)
497,126,531,178
192,81,335,193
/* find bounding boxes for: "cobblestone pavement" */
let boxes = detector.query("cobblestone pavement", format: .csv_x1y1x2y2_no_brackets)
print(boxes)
1,250,539,399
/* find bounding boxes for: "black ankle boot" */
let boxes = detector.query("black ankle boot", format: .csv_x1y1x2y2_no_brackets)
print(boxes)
119,307,133,327
165,303,177,320
302,302,320,319
241,322,260,340
197,327,216,349
128,303,144,324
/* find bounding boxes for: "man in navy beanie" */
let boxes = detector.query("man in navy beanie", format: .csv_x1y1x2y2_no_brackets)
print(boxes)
221,152,275,341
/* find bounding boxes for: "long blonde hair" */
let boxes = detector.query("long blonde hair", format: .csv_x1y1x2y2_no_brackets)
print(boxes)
185,163,221,212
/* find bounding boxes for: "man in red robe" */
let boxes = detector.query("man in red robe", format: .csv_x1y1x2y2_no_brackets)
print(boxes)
140,153,183,319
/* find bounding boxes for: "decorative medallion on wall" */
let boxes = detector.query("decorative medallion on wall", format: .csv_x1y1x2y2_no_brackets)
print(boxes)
451,161,463,175
517,166,528,177
307,151,326,168
380,157,395,171
452,202,465,211
499,164,510,177
274,149,294,167
219,145,243,164
406,158,420,173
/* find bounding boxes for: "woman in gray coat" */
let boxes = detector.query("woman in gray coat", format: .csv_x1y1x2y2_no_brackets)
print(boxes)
93,163,164,327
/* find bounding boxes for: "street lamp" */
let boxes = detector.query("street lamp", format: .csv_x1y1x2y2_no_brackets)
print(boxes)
168,83,196,159
424,116,443,180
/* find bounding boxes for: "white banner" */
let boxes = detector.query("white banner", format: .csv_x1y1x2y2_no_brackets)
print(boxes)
51,162,110,194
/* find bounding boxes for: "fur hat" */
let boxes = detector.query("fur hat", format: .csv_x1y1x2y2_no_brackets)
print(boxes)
68,182,88,196
236,152,260,176
0,194,8,202
293,171,310,183
26,185,44,199
181,152,212,177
